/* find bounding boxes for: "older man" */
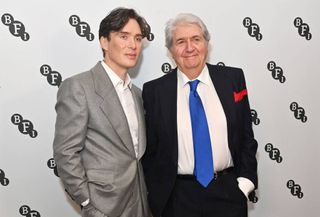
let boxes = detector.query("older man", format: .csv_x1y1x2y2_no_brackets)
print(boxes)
142,13,258,217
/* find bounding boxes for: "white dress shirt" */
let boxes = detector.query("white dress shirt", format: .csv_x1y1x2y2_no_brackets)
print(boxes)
177,66,232,174
176,65,254,198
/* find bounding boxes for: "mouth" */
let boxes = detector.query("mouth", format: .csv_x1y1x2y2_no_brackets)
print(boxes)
184,55,197,59
183,54,197,58
126,53,137,60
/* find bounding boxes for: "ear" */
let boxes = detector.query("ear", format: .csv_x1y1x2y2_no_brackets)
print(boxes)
100,37,109,52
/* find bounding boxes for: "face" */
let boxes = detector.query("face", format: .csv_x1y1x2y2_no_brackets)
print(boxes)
170,23,208,78
100,18,143,74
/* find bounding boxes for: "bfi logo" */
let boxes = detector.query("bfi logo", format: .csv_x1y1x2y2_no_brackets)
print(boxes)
267,61,286,83
243,17,262,41
47,158,59,177
69,15,94,41
290,102,307,123
265,143,283,163
249,192,258,203
217,62,225,67
161,63,173,73
287,180,304,199
0,169,10,186
141,19,154,42
251,109,260,125
1,13,30,41
19,205,41,217
146,32,155,41
40,64,62,87
294,17,312,40
11,114,38,138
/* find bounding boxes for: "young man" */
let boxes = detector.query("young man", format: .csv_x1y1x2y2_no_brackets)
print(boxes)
53,7,151,217
142,13,258,217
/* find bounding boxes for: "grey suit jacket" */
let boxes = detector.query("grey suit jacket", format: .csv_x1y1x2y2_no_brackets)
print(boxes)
53,62,150,217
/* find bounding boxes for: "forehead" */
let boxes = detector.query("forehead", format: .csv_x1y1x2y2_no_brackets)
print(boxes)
173,23,203,38
119,18,142,34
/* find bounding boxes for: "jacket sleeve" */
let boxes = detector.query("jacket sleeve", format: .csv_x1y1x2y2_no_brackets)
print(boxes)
52,77,89,205
236,69,258,189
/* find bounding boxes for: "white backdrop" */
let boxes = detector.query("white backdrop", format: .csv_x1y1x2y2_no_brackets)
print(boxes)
1,0,319,216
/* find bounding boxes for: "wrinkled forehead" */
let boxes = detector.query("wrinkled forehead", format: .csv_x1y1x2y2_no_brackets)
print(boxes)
173,23,204,39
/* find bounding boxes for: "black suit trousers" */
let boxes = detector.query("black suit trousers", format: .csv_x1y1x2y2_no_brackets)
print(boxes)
162,171,248,217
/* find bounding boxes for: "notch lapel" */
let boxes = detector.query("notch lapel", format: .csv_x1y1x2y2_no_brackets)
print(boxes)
208,65,234,114
208,64,236,153
91,62,135,156
160,71,178,158
131,86,146,160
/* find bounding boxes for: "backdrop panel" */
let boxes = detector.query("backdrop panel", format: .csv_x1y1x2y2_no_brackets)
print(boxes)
1,0,319,216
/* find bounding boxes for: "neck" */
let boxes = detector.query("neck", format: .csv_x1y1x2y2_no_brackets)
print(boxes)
104,59,127,81
180,66,205,80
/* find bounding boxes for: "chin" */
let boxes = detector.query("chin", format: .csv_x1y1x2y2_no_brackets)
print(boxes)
185,63,200,69
125,63,137,68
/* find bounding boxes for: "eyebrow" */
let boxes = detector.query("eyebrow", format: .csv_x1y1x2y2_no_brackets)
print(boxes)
118,31,143,37
175,35,202,41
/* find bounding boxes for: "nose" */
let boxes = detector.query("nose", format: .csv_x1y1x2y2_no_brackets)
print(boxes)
186,39,194,52
128,37,137,49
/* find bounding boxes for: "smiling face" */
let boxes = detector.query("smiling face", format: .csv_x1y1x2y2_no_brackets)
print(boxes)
170,23,209,79
100,18,143,76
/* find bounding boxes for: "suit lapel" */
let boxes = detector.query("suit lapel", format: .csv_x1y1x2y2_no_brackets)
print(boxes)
91,62,135,155
208,64,236,152
160,71,178,158
131,86,146,159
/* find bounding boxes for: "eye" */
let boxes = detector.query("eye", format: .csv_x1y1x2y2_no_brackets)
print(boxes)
135,36,143,42
176,39,185,45
193,37,201,42
120,34,128,40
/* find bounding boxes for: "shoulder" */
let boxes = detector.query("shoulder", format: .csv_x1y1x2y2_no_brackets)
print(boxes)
143,70,177,90
61,71,89,88
62,62,102,87
207,63,246,85
68,70,92,82
58,68,93,96
207,63,244,77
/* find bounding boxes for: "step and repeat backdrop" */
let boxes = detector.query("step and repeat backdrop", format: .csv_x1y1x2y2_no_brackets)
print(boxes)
1,0,319,216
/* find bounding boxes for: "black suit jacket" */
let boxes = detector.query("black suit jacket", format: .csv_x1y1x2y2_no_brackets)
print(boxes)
142,64,258,217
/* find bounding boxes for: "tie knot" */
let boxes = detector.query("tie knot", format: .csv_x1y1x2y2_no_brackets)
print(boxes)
188,79,200,92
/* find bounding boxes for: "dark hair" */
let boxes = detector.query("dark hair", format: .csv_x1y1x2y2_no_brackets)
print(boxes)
99,7,150,40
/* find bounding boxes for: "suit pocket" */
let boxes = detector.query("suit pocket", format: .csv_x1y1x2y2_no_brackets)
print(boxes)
86,169,114,189
82,203,108,217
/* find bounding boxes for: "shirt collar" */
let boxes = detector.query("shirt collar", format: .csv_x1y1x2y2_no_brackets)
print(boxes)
177,64,210,88
101,61,132,89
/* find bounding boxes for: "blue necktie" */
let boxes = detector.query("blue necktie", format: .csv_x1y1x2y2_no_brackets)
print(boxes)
188,80,214,187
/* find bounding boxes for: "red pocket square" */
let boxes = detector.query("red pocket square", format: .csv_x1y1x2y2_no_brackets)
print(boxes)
234,89,247,102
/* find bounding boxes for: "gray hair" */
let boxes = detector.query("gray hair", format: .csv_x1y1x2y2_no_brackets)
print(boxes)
165,13,211,49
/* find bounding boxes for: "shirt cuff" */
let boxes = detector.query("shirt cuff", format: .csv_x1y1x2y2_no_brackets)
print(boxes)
81,198,90,207
237,177,255,199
